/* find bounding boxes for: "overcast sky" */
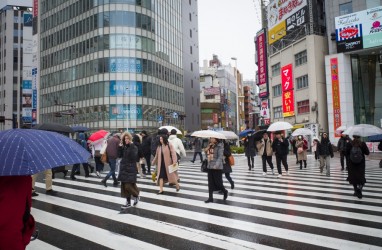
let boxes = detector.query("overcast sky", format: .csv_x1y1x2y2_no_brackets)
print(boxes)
198,0,263,80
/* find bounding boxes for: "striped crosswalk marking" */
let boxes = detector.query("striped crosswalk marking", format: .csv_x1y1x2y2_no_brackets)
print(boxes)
28,155,382,249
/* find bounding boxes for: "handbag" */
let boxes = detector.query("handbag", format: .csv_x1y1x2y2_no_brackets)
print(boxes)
100,152,108,163
168,145,179,173
201,159,208,172
297,147,303,154
228,155,235,166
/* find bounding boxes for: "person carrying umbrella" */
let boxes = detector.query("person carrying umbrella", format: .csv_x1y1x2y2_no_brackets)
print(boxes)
204,137,228,203
271,131,289,177
296,135,308,169
317,133,334,176
243,132,257,170
346,135,369,199
101,133,121,187
256,132,275,176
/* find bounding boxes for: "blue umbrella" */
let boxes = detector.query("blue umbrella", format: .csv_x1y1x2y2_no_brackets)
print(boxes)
0,129,91,176
368,134,382,142
239,129,255,137
71,126,89,132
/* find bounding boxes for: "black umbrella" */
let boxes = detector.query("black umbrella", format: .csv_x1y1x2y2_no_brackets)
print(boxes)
71,125,89,132
32,123,74,134
251,129,268,141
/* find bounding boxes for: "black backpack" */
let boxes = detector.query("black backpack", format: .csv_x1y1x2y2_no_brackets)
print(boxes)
350,145,363,164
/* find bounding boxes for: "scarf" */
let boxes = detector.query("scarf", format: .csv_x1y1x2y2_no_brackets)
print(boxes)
207,143,216,162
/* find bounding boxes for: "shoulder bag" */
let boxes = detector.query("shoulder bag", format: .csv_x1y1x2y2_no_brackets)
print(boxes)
168,145,179,173
201,159,208,172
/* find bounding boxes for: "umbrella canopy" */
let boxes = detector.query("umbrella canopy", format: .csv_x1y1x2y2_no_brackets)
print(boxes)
217,131,239,140
335,125,347,136
0,129,91,176
368,134,382,142
291,128,314,137
191,130,227,140
32,123,74,134
88,130,110,143
343,124,382,137
267,121,293,132
251,129,269,141
71,125,89,132
239,129,255,137
159,126,182,135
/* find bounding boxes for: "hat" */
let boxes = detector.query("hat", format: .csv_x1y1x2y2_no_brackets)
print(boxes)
170,129,177,135
140,130,148,136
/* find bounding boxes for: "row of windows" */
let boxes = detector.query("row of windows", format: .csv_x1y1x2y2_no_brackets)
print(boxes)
41,81,183,108
41,34,155,70
42,11,154,51
41,0,153,31
273,100,310,118
41,57,183,88
271,50,307,77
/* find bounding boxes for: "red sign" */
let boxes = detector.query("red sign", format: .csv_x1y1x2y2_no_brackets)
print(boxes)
281,64,293,91
282,90,295,117
263,119,271,125
212,113,218,124
256,29,269,98
339,27,359,39
330,58,342,137
33,0,38,17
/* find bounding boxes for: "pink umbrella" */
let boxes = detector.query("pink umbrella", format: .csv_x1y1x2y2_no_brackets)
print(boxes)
87,130,110,143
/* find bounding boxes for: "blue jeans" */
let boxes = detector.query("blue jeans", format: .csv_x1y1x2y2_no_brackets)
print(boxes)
105,158,118,182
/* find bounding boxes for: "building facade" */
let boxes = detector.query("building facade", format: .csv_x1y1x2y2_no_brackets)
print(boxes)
325,0,382,143
181,0,200,132
0,0,32,130
38,1,193,133
266,0,327,138
243,80,257,129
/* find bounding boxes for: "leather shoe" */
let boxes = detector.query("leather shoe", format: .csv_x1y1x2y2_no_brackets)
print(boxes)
223,190,228,200
101,179,107,187
204,198,213,203
113,181,120,186
46,190,58,196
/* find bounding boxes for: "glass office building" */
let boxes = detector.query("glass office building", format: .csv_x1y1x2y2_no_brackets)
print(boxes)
39,0,185,132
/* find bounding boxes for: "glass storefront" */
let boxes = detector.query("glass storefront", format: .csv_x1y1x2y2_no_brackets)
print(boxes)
350,49,382,127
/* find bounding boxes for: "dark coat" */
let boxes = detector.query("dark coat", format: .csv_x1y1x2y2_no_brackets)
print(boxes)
118,143,139,183
317,138,333,157
222,141,232,173
345,141,369,185
141,135,152,156
337,136,348,152
106,135,121,159
244,135,257,157
272,137,289,156
133,140,144,159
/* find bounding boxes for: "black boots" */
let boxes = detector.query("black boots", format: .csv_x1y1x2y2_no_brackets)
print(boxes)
304,160,307,168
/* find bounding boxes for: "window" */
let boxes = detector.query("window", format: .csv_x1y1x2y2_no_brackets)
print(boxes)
191,62,193,71
296,75,309,89
272,84,282,97
295,50,307,66
273,106,282,119
297,100,310,114
190,46,192,54
271,63,280,76
205,95,214,100
190,29,192,38
339,2,352,15
191,79,193,88
189,13,192,21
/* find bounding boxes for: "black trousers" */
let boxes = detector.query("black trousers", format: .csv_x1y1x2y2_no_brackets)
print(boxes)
71,163,89,177
262,155,274,172
275,155,288,174
247,156,254,168
340,151,346,168
192,152,203,162
225,173,234,186
143,154,151,173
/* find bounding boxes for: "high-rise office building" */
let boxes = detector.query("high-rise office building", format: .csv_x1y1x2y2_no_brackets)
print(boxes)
38,1,197,133
0,0,32,130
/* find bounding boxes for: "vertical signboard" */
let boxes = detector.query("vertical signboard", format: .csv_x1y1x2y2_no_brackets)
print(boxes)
260,99,270,125
330,58,342,137
281,64,295,117
256,29,269,98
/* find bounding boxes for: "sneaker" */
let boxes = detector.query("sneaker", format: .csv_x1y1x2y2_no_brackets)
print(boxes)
277,174,282,178
121,203,131,209
133,196,140,206
113,181,120,186
45,190,58,196
96,171,101,177
262,172,267,176
272,169,275,175
190,160,194,163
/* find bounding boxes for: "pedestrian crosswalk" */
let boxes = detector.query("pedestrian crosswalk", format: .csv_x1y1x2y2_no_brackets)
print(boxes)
28,155,382,249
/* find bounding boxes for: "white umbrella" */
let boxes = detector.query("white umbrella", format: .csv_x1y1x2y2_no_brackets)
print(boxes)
267,121,293,132
217,131,239,140
191,130,227,140
342,124,382,137
159,126,182,135
335,125,347,135
291,128,314,136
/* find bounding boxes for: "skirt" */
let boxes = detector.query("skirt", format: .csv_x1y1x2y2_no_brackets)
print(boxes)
121,183,140,197
207,169,225,192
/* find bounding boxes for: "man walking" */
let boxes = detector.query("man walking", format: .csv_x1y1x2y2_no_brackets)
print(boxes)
271,131,289,177
317,133,334,176
140,130,152,174
101,133,121,187
32,169,57,196
257,132,274,176
190,137,203,163
337,133,350,171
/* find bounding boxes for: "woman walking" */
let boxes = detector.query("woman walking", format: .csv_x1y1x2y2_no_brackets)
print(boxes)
346,135,369,199
118,132,140,209
152,135,180,194
204,137,228,203
312,138,319,160
222,140,235,189
244,133,256,170
296,136,308,169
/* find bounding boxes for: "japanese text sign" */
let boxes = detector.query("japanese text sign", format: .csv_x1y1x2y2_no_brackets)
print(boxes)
330,58,342,137
282,90,295,117
281,64,293,92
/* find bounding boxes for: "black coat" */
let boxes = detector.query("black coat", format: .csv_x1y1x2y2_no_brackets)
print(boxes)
118,143,138,183
141,135,151,156
222,142,232,174
345,141,369,185
244,135,257,157
272,138,289,156
317,139,333,157
133,141,144,159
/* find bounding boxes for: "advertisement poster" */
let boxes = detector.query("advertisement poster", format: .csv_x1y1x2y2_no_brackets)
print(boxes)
282,90,295,117
110,58,142,73
109,104,143,120
281,64,295,117
330,58,342,137
281,64,294,91
256,29,269,98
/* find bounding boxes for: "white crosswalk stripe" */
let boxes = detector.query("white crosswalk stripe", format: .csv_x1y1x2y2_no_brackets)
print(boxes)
29,155,382,249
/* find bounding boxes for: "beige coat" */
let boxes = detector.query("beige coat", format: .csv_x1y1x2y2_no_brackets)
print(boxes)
296,140,307,161
152,143,178,184
256,139,273,156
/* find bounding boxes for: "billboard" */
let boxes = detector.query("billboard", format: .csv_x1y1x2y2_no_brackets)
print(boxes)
109,104,143,120
256,29,269,98
281,64,295,117
267,0,308,44
330,58,342,137
335,6,382,52
110,58,142,73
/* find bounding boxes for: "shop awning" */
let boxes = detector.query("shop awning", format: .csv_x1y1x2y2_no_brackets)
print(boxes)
292,124,305,130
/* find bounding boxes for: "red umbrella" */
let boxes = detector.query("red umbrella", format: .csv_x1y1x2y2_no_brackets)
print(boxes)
87,130,110,143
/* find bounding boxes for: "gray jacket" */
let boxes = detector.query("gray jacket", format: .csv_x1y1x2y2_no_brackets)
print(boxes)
207,142,224,170
193,138,202,152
